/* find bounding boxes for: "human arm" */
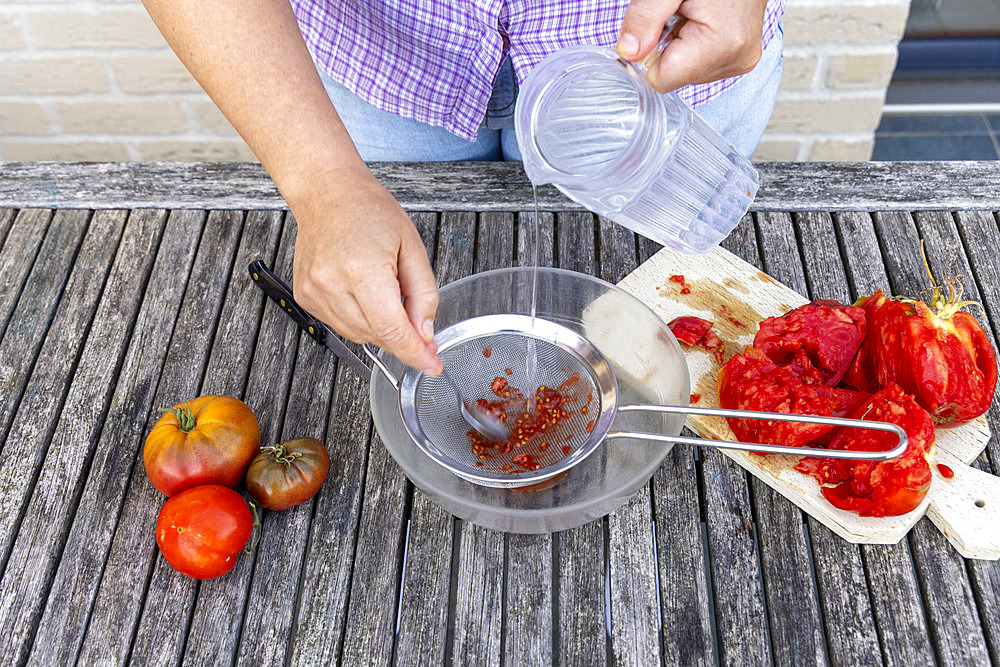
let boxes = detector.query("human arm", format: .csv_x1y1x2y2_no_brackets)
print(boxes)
616,0,769,93
141,0,442,374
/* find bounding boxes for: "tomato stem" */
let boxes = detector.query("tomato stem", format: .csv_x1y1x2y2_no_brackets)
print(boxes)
244,501,262,555
160,403,197,433
260,443,303,469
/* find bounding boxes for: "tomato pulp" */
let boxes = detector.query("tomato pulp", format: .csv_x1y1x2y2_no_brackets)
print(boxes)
466,372,592,473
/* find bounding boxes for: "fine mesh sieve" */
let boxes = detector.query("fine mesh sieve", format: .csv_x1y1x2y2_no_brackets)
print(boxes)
365,314,910,490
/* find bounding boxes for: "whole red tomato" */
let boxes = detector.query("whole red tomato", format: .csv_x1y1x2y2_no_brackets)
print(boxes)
754,300,867,386
246,438,330,510
718,347,866,449
795,384,934,517
156,484,255,579
144,395,260,496
858,287,997,425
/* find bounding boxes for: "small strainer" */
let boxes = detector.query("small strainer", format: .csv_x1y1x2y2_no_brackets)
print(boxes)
365,314,909,489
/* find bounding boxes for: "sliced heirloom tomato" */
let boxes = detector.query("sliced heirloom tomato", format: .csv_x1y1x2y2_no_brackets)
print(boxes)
156,484,254,579
856,282,998,425
795,384,934,517
718,347,866,449
753,300,866,386
840,291,884,393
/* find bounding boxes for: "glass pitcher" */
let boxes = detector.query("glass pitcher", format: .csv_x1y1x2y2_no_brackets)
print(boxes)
514,35,759,255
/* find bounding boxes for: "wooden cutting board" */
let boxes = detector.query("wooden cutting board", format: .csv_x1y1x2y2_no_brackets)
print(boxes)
606,245,1000,560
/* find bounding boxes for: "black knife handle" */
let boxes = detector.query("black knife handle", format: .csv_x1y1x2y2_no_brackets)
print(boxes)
248,260,328,346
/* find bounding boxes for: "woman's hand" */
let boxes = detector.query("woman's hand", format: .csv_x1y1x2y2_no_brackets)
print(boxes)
290,167,442,376
616,0,767,93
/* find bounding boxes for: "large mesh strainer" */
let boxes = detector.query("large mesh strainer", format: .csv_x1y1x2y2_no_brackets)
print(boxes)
365,314,909,490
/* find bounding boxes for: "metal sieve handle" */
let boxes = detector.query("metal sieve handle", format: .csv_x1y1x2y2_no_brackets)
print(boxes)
362,343,400,390
606,405,909,461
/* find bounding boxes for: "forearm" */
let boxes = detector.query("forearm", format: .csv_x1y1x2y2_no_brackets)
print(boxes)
141,0,369,206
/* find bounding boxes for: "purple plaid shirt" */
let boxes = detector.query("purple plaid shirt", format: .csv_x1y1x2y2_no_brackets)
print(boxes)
291,0,786,141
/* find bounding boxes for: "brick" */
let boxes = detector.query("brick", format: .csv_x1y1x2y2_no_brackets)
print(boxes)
25,8,165,49
1,139,130,161
826,52,898,89
752,139,802,161
780,53,817,90
0,12,24,49
187,99,239,135
0,56,110,94
136,139,257,161
809,138,876,161
111,54,202,94
783,3,909,46
766,95,885,134
55,99,188,134
0,101,52,134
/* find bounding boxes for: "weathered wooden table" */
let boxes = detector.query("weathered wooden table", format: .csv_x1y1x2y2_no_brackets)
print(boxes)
0,161,998,666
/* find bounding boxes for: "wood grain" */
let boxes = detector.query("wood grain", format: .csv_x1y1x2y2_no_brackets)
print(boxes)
0,208,51,343
3,208,192,666
0,210,90,449
72,210,277,666
8,161,1000,213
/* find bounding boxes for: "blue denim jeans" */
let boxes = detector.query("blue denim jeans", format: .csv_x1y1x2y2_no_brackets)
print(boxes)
319,23,783,161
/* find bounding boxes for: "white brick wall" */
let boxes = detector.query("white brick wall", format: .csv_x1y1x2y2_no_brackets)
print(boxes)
0,0,255,161
757,0,910,160
0,0,909,162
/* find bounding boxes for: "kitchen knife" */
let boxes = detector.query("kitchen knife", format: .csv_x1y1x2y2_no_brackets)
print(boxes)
248,260,373,380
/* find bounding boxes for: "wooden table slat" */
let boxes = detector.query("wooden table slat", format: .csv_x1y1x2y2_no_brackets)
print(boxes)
793,211,884,666
8,161,1000,213
0,210,90,450
0,162,997,666
236,327,339,666
0,209,52,345
174,217,301,665
8,208,197,665
0,208,17,253
290,366,376,665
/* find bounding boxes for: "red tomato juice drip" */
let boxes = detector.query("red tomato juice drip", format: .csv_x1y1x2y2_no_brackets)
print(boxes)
937,464,955,479
669,274,691,295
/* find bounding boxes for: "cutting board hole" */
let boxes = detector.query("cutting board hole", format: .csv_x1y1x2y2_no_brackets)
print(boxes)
975,499,986,508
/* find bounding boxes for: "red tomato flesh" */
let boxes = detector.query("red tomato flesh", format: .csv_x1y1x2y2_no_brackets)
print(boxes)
861,292,997,425
718,347,865,449
753,300,867,386
795,384,934,517
667,316,714,346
